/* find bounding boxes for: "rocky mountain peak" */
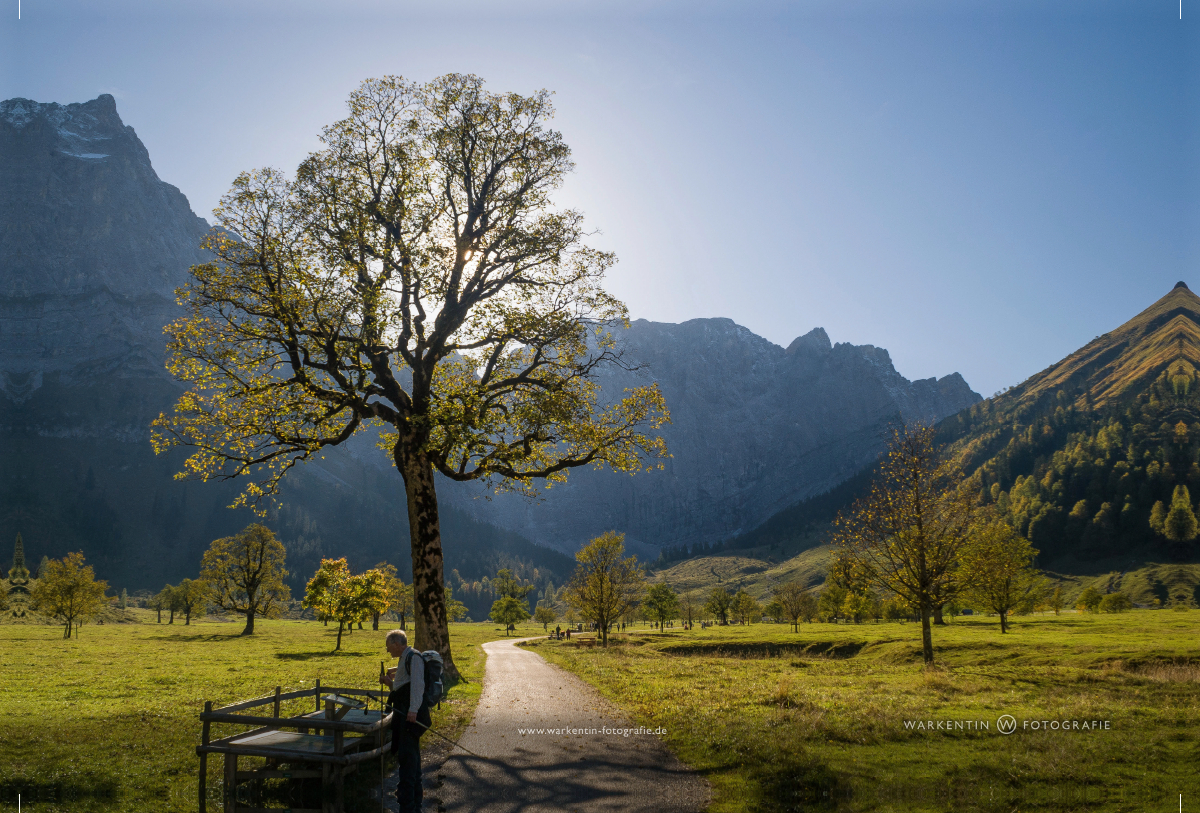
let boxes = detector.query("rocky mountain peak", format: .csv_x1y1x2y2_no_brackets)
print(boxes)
0,93,209,301
786,327,832,356
446,317,982,554
995,281,1200,410
0,94,210,403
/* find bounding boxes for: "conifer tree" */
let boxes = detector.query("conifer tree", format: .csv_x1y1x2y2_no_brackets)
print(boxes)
9,533,29,581
1149,501,1167,535
1163,485,1198,551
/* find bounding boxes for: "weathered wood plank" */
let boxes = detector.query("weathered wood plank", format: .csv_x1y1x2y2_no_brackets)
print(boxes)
235,769,322,781
223,753,237,813
199,711,383,733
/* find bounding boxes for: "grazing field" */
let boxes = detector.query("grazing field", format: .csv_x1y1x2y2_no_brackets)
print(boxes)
0,615,528,812
527,611,1200,813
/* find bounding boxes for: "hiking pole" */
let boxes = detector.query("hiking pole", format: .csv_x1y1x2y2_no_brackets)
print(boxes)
409,718,491,760
379,660,386,813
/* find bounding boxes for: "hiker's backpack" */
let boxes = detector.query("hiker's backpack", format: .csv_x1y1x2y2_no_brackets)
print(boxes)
405,648,446,708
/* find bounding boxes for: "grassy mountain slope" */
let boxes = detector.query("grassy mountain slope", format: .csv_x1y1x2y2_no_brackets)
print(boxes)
651,546,833,604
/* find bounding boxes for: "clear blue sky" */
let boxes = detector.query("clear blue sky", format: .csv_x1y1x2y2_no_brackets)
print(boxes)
3,0,1196,397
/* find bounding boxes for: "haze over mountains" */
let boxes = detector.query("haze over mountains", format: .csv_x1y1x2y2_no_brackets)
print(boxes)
444,319,980,556
0,94,982,590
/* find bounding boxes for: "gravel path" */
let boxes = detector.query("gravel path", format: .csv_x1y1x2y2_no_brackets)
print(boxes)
423,636,710,813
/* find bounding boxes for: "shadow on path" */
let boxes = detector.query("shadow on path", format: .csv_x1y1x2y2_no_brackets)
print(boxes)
431,637,709,813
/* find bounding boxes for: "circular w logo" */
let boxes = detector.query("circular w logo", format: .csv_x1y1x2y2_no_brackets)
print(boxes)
996,714,1018,735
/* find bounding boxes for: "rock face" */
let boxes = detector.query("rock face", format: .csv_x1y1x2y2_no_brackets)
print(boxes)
0,95,571,591
0,95,210,404
443,318,981,556
0,93,981,585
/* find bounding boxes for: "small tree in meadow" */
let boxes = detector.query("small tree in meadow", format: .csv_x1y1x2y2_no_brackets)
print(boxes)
731,590,760,625
1099,592,1133,613
1076,586,1103,613
303,559,389,651
200,524,290,635
564,531,644,647
490,596,531,635
679,591,697,626
445,587,469,621
818,584,847,622
775,582,815,631
959,521,1044,633
150,585,172,623
372,562,406,631
534,605,557,631
1048,586,1066,615
176,578,210,625
704,586,732,625
644,582,680,630
30,552,108,639
841,592,873,624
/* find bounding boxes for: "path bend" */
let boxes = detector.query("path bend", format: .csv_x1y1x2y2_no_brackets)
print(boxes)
432,636,710,812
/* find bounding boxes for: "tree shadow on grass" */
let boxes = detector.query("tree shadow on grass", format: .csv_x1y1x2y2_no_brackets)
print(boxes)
275,651,373,661
146,632,245,643
0,778,118,804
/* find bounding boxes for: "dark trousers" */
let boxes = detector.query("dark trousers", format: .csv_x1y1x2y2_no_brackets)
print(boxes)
391,703,432,812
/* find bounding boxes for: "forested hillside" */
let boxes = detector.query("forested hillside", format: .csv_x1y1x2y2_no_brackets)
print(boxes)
939,282,1200,569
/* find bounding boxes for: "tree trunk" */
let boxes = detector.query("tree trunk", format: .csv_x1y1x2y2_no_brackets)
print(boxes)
169,608,175,624
920,605,935,665
242,610,255,635
933,604,946,625
373,612,380,631
156,608,162,623
999,611,1008,633
399,451,459,682
335,621,344,651
185,611,191,626
63,620,71,639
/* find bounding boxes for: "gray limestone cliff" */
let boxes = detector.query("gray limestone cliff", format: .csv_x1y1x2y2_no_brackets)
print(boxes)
0,93,981,584
0,95,567,590
442,319,981,557
0,94,209,420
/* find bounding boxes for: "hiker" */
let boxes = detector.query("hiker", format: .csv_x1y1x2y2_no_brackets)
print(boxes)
382,629,432,813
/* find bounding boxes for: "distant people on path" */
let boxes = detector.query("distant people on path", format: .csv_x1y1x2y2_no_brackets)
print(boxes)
382,629,432,813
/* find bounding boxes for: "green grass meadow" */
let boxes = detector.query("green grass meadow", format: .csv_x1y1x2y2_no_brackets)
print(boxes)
0,615,524,812
2,610,1198,813
526,611,1200,813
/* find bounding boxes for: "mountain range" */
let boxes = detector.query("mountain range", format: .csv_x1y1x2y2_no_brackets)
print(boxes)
687,283,1200,611
0,94,981,592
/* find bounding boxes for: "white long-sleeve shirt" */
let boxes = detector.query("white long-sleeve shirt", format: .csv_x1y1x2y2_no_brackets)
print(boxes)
393,647,425,711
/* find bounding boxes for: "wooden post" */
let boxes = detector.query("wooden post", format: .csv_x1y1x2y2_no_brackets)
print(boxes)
223,753,237,812
199,700,212,813
334,730,345,812
273,686,281,719
314,678,322,737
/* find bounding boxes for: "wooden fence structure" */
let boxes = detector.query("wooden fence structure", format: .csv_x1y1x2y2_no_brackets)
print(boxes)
198,679,393,813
